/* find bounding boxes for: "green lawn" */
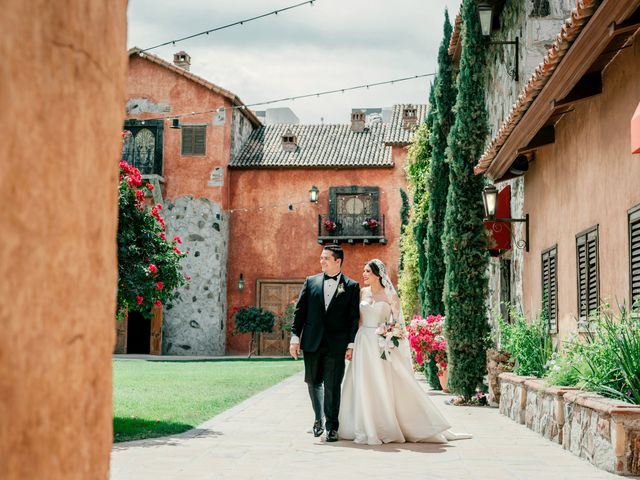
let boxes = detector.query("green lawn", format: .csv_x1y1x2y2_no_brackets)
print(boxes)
113,358,304,443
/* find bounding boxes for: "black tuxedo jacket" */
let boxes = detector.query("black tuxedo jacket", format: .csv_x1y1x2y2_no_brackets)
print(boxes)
291,272,360,354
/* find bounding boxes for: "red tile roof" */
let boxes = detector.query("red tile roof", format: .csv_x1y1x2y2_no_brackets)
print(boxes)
473,0,600,175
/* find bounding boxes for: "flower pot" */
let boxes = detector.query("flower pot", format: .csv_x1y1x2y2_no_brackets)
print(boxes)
439,368,449,393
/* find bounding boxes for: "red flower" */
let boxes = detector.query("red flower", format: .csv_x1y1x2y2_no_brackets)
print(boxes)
151,207,158,216
185,275,192,281
135,190,144,201
146,183,154,190
155,203,163,211
148,264,158,275
156,281,164,290
136,296,144,305
159,232,167,240
173,236,182,244
173,246,182,254
154,300,162,307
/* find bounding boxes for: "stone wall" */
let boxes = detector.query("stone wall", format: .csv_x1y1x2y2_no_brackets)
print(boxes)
163,196,228,355
499,373,640,476
0,1,127,479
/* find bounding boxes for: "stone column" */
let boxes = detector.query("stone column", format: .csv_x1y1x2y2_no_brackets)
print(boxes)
0,2,127,479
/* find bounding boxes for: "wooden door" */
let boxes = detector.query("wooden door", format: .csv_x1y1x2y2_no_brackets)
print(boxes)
149,304,163,355
114,315,128,354
257,280,304,356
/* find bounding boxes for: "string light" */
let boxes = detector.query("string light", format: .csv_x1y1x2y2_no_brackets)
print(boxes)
138,0,316,54
137,72,436,123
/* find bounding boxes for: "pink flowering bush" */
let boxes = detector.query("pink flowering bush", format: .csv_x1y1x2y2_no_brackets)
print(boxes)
407,314,448,376
117,156,188,320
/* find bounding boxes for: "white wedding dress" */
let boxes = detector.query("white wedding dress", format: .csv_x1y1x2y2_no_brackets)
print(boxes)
338,294,472,445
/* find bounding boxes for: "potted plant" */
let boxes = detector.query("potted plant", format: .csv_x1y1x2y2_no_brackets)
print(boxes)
407,314,449,391
233,306,276,358
362,217,380,232
323,218,337,234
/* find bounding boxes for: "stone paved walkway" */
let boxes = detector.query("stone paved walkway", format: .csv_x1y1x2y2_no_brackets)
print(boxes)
110,371,622,480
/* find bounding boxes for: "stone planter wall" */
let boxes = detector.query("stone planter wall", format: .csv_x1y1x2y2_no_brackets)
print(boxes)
499,373,640,476
486,349,514,406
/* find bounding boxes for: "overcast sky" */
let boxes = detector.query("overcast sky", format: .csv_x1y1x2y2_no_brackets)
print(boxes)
127,0,461,124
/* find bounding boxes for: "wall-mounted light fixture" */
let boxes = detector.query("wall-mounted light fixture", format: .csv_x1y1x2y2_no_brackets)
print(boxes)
477,3,519,82
482,184,529,251
238,273,245,290
171,118,181,129
309,185,319,203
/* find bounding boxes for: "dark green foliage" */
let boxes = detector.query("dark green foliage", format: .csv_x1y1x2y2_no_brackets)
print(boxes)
398,188,411,272
425,10,455,318
400,188,410,234
442,0,491,400
234,306,276,358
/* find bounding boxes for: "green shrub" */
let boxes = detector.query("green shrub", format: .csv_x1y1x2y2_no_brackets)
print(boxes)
233,306,276,358
498,306,554,377
567,305,640,404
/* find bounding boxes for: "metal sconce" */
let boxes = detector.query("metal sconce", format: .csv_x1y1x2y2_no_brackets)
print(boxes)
170,118,180,129
309,185,319,203
238,273,245,290
482,184,529,251
477,3,519,82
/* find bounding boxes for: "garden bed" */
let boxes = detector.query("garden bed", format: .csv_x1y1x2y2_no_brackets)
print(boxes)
499,372,640,476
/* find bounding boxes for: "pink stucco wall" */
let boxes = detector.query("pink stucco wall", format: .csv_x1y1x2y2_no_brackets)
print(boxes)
522,39,640,340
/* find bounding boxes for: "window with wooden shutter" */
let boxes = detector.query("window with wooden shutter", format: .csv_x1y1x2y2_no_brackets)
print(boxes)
181,125,206,155
541,246,558,333
576,226,599,323
629,205,640,308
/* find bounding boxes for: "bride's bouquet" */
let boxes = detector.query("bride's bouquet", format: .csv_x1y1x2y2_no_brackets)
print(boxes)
376,322,405,360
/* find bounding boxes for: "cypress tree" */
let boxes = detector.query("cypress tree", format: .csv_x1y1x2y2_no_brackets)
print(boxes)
398,188,411,272
442,0,490,400
425,10,454,317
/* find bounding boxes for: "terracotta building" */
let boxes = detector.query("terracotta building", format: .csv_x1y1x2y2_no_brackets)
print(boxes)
464,0,640,341
119,48,261,355
121,47,420,355
226,105,422,355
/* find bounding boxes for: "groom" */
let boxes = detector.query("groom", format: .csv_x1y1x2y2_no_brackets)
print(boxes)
290,245,360,442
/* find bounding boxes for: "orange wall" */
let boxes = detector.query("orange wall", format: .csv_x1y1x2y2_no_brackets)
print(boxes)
0,1,127,478
226,157,408,354
522,39,640,341
127,57,235,207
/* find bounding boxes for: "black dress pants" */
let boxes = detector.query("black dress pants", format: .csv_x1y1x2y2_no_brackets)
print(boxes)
302,338,346,432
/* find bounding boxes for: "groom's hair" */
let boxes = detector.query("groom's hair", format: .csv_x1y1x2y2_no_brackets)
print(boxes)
323,245,343,266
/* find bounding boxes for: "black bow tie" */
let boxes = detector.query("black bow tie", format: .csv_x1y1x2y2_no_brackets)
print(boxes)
324,273,340,281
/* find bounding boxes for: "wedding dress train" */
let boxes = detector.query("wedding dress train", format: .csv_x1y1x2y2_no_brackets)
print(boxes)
338,300,472,445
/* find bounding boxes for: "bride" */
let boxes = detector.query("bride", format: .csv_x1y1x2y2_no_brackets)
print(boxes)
338,259,471,445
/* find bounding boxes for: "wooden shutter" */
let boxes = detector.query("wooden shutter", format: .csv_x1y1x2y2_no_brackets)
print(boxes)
181,125,206,155
541,246,558,333
630,206,640,306
576,227,599,322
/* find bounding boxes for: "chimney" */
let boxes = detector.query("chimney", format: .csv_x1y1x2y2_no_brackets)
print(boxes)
173,51,191,71
402,105,417,129
351,111,366,132
281,129,297,152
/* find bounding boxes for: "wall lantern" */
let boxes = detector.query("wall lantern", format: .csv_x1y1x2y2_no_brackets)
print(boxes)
170,118,180,129
238,273,245,290
478,3,519,82
482,184,530,251
478,3,493,36
309,185,319,203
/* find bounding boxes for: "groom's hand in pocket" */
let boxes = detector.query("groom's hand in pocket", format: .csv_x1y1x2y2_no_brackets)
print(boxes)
289,343,300,359
345,348,353,361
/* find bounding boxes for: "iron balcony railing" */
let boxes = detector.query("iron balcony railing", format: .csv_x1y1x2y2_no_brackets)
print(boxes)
317,214,387,245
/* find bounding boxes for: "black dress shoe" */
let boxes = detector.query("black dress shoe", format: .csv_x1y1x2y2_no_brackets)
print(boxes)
312,421,324,437
326,430,338,442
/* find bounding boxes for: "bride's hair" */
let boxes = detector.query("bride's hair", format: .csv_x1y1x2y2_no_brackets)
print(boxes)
366,260,385,287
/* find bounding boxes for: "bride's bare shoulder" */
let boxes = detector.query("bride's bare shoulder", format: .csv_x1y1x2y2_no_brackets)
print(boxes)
360,286,372,298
